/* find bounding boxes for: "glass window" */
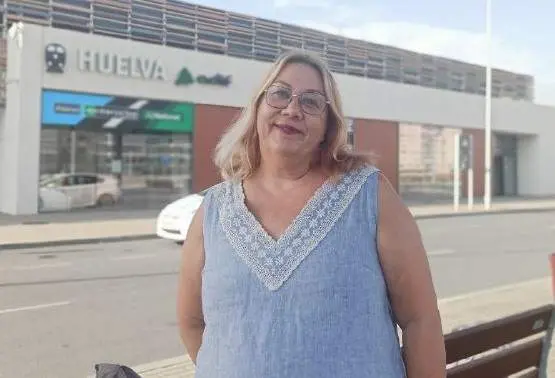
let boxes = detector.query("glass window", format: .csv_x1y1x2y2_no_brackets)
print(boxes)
348,59,365,68
40,128,72,176
131,25,163,43
398,123,461,202
228,42,252,57
229,16,252,29
280,38,302,48
131,2,162,23
166,32,195,49
39,128,194,212
92,3,128,36
52,0,90,30
198,31,226,44
7,1,49,21
254,49,277,62
255,30,277,41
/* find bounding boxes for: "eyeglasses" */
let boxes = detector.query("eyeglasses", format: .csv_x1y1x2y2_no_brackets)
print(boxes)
264,84,329,115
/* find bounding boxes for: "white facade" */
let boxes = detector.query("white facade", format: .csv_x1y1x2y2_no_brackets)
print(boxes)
0,24,554,215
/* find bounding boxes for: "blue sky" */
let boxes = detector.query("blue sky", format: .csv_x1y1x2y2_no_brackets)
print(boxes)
193,0,555,105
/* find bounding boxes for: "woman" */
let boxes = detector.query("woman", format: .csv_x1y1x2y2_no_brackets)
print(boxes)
177,51,446,377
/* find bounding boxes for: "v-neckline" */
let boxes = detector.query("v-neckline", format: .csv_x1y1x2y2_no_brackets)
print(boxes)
235,175,333,244
216,165,376,291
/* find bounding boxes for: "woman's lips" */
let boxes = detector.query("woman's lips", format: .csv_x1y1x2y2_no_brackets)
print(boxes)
274,123,302,135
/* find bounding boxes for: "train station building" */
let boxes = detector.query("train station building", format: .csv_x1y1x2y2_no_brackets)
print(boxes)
0,1,554,215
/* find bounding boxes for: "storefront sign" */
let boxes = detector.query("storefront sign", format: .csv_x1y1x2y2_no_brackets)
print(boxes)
46,43,228,87
77,48,166,81
175,67,231,87
41,90,194,133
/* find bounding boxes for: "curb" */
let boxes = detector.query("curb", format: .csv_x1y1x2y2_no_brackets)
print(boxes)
0,234,158,251
412,206,555,220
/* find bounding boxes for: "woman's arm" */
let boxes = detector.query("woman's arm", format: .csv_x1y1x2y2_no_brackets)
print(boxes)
176,204,206,365
376,173,446,378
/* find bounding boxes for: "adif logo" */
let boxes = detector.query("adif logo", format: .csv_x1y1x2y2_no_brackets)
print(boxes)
45,43,66,73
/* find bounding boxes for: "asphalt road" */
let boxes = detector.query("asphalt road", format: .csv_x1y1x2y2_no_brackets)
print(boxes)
0,211,554,378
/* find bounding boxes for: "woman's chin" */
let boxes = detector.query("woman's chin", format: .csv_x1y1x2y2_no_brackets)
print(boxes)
266,140,303,156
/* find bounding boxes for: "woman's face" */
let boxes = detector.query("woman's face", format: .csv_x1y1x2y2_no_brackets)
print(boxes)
256,62,329,159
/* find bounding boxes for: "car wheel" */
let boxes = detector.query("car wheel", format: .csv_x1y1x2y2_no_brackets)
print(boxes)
97,194,115,207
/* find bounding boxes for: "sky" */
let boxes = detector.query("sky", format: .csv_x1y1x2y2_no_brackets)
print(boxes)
191,0,555,106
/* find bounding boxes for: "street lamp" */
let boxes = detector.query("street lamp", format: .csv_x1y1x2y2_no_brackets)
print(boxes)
484,0,492,210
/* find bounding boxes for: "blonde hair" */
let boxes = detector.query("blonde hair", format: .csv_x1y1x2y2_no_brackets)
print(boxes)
214,50,373,181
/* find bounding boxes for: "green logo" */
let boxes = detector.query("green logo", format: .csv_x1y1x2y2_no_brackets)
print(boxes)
174,67,232,87
84,105,97,116
174,67,195,86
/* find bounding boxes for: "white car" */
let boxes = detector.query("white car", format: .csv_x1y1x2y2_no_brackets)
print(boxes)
39,173,122,209
38,187,72,212
156,190,206,243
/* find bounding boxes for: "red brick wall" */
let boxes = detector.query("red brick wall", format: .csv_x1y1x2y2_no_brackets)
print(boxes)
353,119,399,191
193,104,241,192
193,110,401,194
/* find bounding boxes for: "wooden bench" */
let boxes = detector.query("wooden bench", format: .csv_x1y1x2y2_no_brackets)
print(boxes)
444,304,555,378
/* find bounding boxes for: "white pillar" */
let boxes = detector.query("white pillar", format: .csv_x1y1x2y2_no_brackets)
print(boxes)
484,0,493,210
453,133,460,211
0,24,42,214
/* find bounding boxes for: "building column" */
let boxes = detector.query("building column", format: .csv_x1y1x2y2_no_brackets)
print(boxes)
0,24,42,214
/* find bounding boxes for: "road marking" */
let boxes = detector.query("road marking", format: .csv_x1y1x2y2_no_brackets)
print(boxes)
12,262,72,270
109,254,156,261
428,249,455,256
438,276,550,304
0,301,71,315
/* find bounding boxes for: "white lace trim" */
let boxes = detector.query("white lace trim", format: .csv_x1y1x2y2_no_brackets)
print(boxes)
218,165,377,291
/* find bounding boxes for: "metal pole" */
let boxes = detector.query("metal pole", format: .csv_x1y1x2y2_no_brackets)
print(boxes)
484,0,493,210
468,134,474,210
70,129,76,174
454,133,460,211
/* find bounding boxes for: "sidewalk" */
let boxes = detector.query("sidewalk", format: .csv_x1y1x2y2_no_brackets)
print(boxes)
130,277,555,377
1,198,555,249
0,218,156,249
409,197,555,218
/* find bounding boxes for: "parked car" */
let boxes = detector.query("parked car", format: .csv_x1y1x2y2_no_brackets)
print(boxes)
39,173,121,209
156,189,206,243
38,186,72,212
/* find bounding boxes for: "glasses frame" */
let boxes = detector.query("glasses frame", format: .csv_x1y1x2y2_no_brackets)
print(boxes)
263,84,330,115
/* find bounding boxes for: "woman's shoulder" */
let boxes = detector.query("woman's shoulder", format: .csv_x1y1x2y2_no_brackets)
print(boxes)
201,179,236,204
322,163,381,202
340,162,381,181
332,163,384,205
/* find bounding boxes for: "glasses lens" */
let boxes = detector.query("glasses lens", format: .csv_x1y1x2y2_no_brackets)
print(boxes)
266,86,292,109
266,85,328,114
300,92,327,115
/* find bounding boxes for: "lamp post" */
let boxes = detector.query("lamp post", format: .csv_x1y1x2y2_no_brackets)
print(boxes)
484,0,492,210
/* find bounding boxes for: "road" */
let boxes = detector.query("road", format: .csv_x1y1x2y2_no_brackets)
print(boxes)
0,211,554,378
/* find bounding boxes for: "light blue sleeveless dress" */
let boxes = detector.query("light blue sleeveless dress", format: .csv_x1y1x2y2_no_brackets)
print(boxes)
196,165,407,377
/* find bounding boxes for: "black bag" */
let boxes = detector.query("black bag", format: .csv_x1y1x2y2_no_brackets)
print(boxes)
94,363,142,378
